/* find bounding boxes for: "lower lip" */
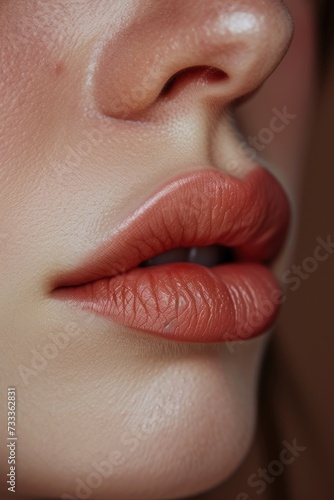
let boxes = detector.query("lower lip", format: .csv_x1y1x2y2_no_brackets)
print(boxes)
55,261,280,343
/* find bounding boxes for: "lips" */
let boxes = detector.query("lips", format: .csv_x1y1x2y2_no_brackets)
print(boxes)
53,167,290,343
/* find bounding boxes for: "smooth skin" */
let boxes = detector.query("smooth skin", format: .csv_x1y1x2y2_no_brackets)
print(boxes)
0,1,316,499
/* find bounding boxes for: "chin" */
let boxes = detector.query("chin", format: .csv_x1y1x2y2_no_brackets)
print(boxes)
16,332,265,500
112,336,264,500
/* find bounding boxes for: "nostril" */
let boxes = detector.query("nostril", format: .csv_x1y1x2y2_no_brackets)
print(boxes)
159,65,227,97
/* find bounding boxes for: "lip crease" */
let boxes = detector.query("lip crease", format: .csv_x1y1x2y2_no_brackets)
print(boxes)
52,167,290,343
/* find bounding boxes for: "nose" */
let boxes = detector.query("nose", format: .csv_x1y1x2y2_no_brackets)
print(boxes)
94,0,293,120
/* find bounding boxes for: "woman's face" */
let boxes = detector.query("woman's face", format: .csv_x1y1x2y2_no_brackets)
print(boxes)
0,1,316,499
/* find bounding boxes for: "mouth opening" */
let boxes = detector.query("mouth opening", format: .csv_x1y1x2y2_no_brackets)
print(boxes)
139,245,235,268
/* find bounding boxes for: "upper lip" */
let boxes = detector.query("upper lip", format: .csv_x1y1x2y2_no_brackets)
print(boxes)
55,167,290,289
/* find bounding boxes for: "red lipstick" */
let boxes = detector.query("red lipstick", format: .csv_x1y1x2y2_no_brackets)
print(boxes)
53,167,290,343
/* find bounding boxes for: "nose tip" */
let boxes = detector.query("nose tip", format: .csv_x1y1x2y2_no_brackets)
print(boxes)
95,1,294,120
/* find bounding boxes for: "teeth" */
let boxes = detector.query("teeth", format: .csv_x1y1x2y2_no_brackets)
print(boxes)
143,248,189,267
188,246,222,267
142,245,230,268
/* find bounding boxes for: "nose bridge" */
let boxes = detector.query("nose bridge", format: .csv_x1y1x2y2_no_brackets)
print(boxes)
95,0,293,119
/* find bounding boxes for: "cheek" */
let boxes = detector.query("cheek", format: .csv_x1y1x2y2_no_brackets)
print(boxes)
0,4,91,290
0,2,91,187
234,0,317,196
0,14,56,158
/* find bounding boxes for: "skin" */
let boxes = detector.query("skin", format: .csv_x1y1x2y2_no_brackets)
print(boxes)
0,1,316,499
